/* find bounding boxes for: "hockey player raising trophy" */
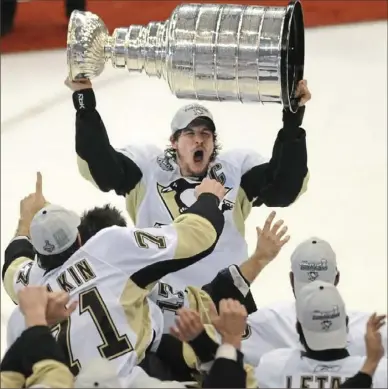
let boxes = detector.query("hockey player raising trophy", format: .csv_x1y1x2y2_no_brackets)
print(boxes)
65,1,311,291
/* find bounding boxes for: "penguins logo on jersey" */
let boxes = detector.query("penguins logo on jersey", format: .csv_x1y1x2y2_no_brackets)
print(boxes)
156,177,234,220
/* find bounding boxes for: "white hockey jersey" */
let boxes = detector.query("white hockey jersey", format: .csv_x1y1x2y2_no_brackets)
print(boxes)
147,263,252,334
242,300,388,366
78,144,267,290
255,348,387,388
4,211,220,378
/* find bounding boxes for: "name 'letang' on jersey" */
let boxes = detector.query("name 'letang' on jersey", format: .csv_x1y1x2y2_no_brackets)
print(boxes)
285,374,349,388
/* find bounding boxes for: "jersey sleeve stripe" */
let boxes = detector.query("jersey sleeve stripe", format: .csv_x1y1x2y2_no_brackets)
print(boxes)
130,213,220,289
3,256,32,304
3,238,34,280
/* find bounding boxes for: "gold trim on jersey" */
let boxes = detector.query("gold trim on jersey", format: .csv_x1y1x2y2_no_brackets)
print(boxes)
182,324,258,388
1,360,74,389
295,171,310,202
77,156,100,190
134,231,167,249
182,324,218,370
1,371,25,388
26,360,74,388
186,286,215,325
79,287,133,359
78,155,146,225
233,187,253,238
119,279,153,362
125,182,146,225
173,214,217,260
156,182,182,220
3,256,31,304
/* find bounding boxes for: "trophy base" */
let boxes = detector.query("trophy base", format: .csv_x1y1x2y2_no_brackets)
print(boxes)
280,0,305,113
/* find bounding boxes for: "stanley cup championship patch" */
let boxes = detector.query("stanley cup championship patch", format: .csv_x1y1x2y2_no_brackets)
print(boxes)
43,240,55,253
157,156,174,172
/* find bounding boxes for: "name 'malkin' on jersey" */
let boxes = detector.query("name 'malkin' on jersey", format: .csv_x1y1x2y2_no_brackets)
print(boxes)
3,197,224,379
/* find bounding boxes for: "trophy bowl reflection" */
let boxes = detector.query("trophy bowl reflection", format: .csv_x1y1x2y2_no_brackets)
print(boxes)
67,1,304,112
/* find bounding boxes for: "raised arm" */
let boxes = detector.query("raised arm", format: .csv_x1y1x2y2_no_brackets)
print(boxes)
240,80,311,207
2,173,48,303
66,79,143,196
96,179,226,289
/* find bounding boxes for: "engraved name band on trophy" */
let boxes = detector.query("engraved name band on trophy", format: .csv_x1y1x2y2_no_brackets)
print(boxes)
67,1,304,112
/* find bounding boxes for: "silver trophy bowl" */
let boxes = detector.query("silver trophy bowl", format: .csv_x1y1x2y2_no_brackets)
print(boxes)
67,1,304,111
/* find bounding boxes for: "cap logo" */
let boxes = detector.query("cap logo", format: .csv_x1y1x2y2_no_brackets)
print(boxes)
300,259,328,272
43,240,55,253
312,306,340,321
321,320,333,330
184,105,209,116
312,306,340,331
53,228,70,247
300,259,328,281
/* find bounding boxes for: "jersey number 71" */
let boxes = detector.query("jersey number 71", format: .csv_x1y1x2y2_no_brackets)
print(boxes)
51,287,133,376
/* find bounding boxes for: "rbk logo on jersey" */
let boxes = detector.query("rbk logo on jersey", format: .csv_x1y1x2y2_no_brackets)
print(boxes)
156,177,234,219
314,364,341,373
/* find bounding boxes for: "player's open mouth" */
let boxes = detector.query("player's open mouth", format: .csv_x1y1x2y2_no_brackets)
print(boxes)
193,150,204,163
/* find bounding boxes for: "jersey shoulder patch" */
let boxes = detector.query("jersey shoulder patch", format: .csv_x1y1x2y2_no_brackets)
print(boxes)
156,155,175,172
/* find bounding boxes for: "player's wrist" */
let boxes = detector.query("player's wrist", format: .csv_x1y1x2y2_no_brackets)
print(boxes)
361,357,380,376
221,335,241,350
252,249,273,262
72,88,96,111
198,192,220,207
24,309,48,328
16,219,31,237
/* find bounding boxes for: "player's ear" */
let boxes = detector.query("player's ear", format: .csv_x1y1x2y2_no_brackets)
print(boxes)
77,233,82,247
170,135,177,149
289,272,297,298
334,271,340,286
289,272,294,289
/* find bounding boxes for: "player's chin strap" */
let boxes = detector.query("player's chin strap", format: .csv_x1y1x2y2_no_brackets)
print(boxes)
201,265,257,315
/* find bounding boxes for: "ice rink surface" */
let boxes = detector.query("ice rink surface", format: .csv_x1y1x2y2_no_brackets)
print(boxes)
1,21,387,356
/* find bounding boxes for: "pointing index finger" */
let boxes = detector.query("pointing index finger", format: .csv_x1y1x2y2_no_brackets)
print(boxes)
36,172,43,194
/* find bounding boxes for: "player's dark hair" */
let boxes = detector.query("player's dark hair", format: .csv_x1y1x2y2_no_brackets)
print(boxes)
37,204,127,272
37,240,80,273
78,204,127,243
164,117,221,162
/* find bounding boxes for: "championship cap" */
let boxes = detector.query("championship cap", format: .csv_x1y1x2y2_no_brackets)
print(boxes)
296,280,347,351
170,103,215,133
291,237,338,297
30,204,81,255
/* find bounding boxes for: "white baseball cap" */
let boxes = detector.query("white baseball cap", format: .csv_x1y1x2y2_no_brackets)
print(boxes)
296,280,347,351
170,103,215,133
30,204,81,255
291,237,338,297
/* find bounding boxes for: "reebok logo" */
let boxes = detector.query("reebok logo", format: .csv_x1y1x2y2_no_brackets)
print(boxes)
78,93,85,109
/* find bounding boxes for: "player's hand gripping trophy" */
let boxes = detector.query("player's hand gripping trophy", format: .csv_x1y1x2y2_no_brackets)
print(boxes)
66,1,305,111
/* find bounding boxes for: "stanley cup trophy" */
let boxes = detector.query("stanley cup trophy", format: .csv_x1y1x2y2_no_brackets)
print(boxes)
67,1,304,112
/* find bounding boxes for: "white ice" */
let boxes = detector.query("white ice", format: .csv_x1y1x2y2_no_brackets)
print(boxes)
1,21,387,357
